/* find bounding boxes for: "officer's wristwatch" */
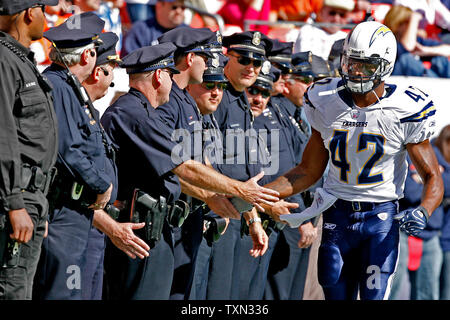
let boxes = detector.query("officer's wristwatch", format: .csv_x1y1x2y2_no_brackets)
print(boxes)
247,217,262,226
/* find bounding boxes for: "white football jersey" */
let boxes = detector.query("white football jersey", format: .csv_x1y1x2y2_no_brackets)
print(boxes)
303,77,437,202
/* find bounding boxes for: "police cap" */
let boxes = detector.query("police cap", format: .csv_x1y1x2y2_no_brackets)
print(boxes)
252,60,274,91
0,0,58,15
121,42,180,75
203,53,228,83
44,12,105,48
96,32,121,66
291,51,333,80
158,27,221,58
223,31,272,61
267,39,294,73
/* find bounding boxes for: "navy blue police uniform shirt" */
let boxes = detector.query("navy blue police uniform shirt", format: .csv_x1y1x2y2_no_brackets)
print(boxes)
213,85,262,182
44,64,117,202
269,95,311,164
253,107,306,212
156,82,205,163
202,114,223,170
100,87,181,204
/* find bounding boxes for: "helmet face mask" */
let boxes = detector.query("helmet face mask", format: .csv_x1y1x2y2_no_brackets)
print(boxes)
340,54,388,94
340,21,397,94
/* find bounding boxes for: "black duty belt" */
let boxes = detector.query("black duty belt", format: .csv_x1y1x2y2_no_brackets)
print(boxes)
21,164,57,196
333,199,394,212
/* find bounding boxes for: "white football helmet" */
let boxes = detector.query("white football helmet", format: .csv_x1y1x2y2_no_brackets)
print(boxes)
340,21,397,94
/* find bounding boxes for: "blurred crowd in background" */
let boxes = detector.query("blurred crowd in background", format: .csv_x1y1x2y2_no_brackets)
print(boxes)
32,0,450,79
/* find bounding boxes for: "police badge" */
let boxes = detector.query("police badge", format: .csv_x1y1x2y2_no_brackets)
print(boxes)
261,60,271,75
212,53,220,68
252,32,261,46
216,31,222,44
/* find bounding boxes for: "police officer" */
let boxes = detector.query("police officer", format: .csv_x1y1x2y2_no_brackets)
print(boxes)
157,27,241,300
32,12,117,300
185,54,234,299
202,31,273,300
267,40,308,165
80,31,151,300
0,0,59,300
101,41,279,300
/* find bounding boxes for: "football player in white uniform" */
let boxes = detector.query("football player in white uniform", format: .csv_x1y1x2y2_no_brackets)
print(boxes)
262,21,444,300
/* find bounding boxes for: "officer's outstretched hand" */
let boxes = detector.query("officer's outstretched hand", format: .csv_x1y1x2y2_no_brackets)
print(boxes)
205,194,240,220
90,183,113,210
8,208,34,243
394,206,429,237
109,221,150,259
240,171,280,212
249,221,269,258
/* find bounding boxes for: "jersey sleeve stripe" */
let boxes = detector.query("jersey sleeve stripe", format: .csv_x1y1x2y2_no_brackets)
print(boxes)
400,101,436,123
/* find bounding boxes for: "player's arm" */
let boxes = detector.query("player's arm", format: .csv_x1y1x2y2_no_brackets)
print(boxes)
265,128,329,198
406,139,444,215
260,128,329,220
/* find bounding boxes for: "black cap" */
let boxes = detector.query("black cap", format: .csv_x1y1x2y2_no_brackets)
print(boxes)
203,53,228,83
44,12,105,48
328,38,345,76
121,42,180,75
252,60,274,91
0,0,58,15
291,51,333,80
223,31,272,61
267,39,294,73
158,27,222,59
270,65,281,83
96,32,121,66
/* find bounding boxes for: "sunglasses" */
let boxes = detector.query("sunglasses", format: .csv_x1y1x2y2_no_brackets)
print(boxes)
202,82,227,90
328,10,347,18
229,53,262,68
248,86,270,98
171,5,186,10
31,4,45,13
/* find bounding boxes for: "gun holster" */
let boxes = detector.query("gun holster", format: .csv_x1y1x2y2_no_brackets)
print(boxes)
104,203,120,221
167,200,190,228
203,212,227,245
130,189,168,248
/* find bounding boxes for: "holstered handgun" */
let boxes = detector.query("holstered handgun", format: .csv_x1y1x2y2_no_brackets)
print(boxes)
130,189,167,248
203,212,227,246
167,200,190,228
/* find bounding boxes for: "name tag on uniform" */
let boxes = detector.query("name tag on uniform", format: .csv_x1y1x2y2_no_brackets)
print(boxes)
230,123,240,128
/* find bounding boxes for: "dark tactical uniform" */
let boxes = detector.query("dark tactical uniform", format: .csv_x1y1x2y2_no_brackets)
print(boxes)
0,30,58,300
32,13,118,300
156,27,222,300
101,42,182,300
205,31,272,300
